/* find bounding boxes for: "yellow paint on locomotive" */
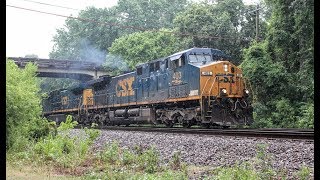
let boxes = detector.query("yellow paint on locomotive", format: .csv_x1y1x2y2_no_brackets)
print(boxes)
83,89,94,105
199,61,245,98
116,76,135,97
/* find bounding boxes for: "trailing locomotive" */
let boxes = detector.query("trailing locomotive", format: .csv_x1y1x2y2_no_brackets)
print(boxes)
43,48,253,128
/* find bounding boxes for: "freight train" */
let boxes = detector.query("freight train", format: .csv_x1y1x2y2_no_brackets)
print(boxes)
43,48,253,128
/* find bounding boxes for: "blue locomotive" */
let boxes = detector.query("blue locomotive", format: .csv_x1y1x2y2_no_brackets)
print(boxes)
43,48,253,128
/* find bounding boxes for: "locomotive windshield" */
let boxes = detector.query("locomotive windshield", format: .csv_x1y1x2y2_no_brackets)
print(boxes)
189,54,212,63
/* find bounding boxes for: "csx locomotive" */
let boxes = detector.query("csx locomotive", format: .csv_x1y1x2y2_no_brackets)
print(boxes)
43,48,253,128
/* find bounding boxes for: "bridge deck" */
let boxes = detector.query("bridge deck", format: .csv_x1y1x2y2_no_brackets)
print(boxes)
7,57,110,81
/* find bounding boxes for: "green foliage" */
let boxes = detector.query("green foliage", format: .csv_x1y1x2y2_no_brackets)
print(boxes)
254,144,276,179
173,1,268,65
298,102,314,128
57,115,78,131
84,169,187,180
50,0,187,61
211,143,293,179
99,142,160,174
50,7,119,60
6,60,50,150
84,123,101,142
116,0,187,31
100,142,121,164
170,151,183,170
137,147,159,173
241,0,314,128
294,165,311,180
212,162,259,180
33,116,100,168
108,29,181,69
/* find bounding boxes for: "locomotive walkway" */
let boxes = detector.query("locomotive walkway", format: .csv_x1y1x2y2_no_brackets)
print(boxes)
8,57,109,82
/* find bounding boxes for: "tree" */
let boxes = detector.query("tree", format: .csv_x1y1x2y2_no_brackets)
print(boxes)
173,1,242,64
50,0,188,61
108,29,181,69
265,0,314,101
6,60,49,150
116,0,187,32
50,7,120,60
240,0,314,128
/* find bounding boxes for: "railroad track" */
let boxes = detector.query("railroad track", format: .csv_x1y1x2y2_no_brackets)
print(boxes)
91,126,314,140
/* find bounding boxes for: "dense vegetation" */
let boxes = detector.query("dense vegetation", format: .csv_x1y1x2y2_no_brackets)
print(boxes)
6,60,50,150
240,0,314,128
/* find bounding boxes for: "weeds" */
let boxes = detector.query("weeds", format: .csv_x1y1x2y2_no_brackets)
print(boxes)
212,162,259,180
171,151,181,170
209,143,311,180
254,143,276,179
294,165,311,180
137,147,159,173
100,142,121,164
32,115,101,168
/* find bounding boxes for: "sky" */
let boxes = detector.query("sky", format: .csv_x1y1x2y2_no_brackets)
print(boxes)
6,0,260,58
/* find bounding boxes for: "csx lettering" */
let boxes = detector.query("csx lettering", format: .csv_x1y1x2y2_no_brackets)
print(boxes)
219,77,235,83
116,77,135,97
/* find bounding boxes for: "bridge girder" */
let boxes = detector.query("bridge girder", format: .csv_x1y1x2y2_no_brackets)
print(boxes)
8,57,110,81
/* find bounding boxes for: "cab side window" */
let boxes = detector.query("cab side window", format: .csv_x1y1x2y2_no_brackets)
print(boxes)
137,67,142,75
155,61,160,71
150,63,155,72
172,56,185,69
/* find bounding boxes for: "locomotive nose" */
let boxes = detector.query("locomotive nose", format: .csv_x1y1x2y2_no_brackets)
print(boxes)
200,61,244,98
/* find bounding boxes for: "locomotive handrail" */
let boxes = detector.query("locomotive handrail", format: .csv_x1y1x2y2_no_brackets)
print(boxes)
200,77,212,97
208,76,217,101
200,76,213,119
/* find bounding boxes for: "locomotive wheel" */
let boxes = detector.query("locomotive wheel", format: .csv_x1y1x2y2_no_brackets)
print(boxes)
165,121,174,128
201,123,211,129
182,122,191,128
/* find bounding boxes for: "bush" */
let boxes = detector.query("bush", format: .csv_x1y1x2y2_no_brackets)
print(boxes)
212,162,259,180
6,60,50,150
294,165,311,180
298,102,314,128
99,143,160,173
33,116,100,168
170,151,182,170
137,147,159,173
100,142,121,164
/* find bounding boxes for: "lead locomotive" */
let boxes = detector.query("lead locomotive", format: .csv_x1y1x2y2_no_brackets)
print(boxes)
43,48,253,128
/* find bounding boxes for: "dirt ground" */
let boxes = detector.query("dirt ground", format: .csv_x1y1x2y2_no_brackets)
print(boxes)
6,164,79,180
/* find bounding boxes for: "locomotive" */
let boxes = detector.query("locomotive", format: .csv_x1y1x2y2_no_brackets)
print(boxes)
43,48,253,128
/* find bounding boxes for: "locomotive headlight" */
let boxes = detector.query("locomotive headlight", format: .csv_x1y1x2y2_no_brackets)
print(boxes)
223,64,228,72
245,89,249,94
221,88,227,94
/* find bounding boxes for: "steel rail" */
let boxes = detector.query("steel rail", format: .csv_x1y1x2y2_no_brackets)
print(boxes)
79,126,314,140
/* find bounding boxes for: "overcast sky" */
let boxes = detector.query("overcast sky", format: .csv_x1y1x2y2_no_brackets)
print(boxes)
6,0,259,58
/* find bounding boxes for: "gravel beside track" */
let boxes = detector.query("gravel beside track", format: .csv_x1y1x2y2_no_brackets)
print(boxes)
70,129,314,178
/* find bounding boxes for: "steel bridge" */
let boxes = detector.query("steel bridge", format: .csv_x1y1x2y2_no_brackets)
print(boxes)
8,57,110,82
